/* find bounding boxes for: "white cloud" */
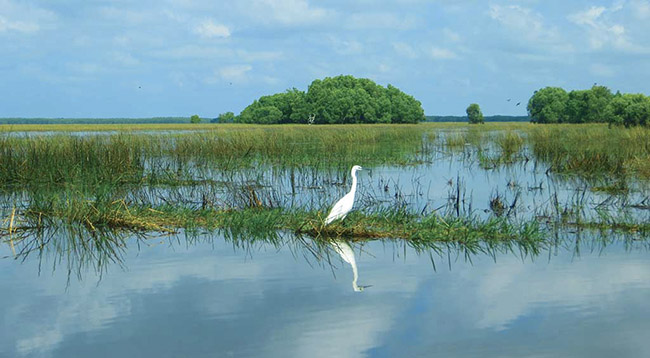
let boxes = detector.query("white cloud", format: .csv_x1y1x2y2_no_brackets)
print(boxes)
328,37,363,55
590,63,616,77
112,52,140,66
236,49,283,62
158,45,232,59
630,0,650,18
489,5,544,36
67,62,103,75
246,0,331,25
392,42,418,59
0,0,56,34
442,27,461,42
569,5,646,52
489,5,571,54
0,15,39,33
429,47,458,60
377,63,390,73
218,64,252,82
346,12,416,30
194,20,231,38
261,75,280,85
99,6,151,25
569,6,607,27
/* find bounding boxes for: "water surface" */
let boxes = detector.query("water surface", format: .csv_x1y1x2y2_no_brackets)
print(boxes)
2,232,649,358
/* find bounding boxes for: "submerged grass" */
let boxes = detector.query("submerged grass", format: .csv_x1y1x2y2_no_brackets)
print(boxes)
3,192,646,248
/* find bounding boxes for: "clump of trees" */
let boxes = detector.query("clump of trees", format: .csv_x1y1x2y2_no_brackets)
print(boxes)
190,114,201,123
235,75,425,124
213,112,235,123
527,85,650,127
466,103,484,124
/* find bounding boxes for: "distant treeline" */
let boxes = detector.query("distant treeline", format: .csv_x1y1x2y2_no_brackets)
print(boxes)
0,117,188,125
233,75,425,124
528,86,650,126
426,115,530,122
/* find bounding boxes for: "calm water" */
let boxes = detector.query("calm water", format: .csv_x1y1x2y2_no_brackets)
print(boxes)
2,130,649,357
2,232,650,358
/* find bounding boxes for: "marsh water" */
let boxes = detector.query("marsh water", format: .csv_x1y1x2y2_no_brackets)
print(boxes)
2,231,650,358
1,128,650,357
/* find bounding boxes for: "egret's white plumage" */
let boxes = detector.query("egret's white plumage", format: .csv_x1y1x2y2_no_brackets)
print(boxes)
331,239,370,292
325,165,363,225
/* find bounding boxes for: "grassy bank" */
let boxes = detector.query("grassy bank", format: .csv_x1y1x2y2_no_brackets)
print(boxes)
2,197,543,243
4,197,647,258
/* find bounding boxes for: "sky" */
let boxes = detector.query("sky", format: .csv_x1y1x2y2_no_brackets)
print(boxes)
2,0,650,118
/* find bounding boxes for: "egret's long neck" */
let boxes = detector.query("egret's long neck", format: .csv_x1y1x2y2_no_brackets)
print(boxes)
351,261,360,292
349,169,358,196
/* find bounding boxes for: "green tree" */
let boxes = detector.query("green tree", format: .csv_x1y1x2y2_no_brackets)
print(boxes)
387,84,425,123
527,87,569,123
237,75,425,124
216,112,234,123
466,103,484,124
249,106,283,124
565,85,613,123
190,114,201,123
606,93,650,127
236,89,310,124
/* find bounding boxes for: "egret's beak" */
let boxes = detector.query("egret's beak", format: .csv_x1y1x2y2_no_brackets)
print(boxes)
358,285,373,290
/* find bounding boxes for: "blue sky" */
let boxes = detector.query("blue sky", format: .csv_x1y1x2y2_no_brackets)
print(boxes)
2,0,650,118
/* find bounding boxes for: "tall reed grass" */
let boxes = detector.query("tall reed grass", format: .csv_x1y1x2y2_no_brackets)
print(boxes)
528,124,650,178
0,125,425,188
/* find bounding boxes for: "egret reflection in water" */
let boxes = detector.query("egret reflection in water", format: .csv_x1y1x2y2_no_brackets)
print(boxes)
330,239,371,292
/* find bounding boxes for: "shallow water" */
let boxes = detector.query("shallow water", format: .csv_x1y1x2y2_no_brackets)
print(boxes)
1,232,649,358
2,129,649,357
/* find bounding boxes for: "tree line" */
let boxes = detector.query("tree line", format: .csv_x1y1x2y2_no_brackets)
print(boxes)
527,85,650,127
216,75,425,124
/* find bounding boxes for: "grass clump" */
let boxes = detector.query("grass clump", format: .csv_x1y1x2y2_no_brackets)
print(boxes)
0,134,144,188
496,131,524,157
6,193,544,246
528,124,650,178
444,133,466,150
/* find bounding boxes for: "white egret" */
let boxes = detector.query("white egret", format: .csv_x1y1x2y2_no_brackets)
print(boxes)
325,165,363,225
331,239,370,292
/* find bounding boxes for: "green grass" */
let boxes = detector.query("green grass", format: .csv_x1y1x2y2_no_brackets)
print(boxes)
528,124,650,178
4,194,543,243
0,124,427,188
496,130,524,156
1,121,649,245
